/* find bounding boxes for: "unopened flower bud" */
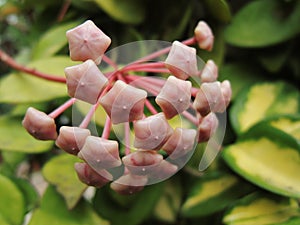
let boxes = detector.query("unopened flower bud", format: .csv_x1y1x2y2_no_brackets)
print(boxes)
200,60,218,83
198,112,219,143
22,107,57,140
122,150,163,175
221,80,232,108
134,113,173,150
162,128,197,159
147,160,178,181
156,76,192,119
55,126,91,155
65,59,108,104
110,173,148,195
100,80,147,124
194,21,214,51
165,41,198,80
66,20,111,64
193,81,229,116
78,136,122,173
75,162,112,188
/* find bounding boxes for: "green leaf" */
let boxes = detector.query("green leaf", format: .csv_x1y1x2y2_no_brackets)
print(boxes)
154,179,182,223
225,0,300,47
0,56,75,103
42,154,87,209
204,0,231,23
32,21,82,59
93,183,163,225
230,81,300,134
222,124,300,198
223,192,300,225
0,174,26,225
12,178,39,213
181,172,253,217
262,115,300,143
28,186,109,225
0,116,53,153
219,63,266,100
93,0,145,24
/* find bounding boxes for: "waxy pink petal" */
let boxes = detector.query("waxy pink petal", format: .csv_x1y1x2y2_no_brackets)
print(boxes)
156,76,192,119
66,20,111,64
194,21,214,51
162,128,197,159
110,173,148,195
193,81,230,116
165,41,198,80
22,107,57,140
198,112,219,143
100,80,147,124
200,60,218,83
122,150,163,176
78,136,121,172
133,113,173,150
147,160,178,181
65,59,108,104
75,162,112,188
55,126,91,155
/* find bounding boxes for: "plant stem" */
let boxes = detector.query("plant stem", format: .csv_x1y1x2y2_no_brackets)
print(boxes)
0,49,66,83
101,115,112,139
124,122,131,155
48,98,76,118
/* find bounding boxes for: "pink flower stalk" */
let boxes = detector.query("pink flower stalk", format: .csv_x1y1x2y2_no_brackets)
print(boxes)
165,41,198,80
78,136,122,173
110,173,148,195
75,162,112,188
162,128,197,159
65,59,108,104
194,21,214,51
200,60,218,83
22,107,57,140
156,76,192,119
122,150,163,176
193,80,231,116
100,80,147,124
55,126,91,155
198,112,219,143
133,113,173,150
66,20,111,64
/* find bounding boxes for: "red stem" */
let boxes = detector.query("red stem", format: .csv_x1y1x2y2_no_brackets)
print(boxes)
101,115,112,139
0,49,66,83
124,122,131,155
48,98,76,118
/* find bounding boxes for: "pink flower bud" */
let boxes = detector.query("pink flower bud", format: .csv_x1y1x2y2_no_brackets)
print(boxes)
133,113,173,150
55,126,91,155
122,150,163,175
198,112,219,143
221,80,232,108
162,128,197,159
22,107,57,140
193,81,228,116
75,162,112,188
194,21,214,51
110,173,148,195
66,20,111,64
78,136,122,172
147,160,178,181
100,80,147,124
165,41,198,80
156,76,192,119
65,59,108,104
200,60,218,83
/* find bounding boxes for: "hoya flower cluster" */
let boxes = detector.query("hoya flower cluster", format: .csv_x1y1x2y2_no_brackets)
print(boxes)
22,20,231,195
